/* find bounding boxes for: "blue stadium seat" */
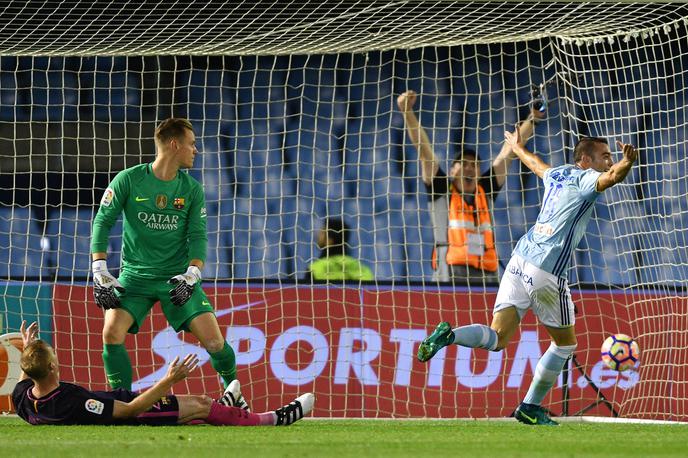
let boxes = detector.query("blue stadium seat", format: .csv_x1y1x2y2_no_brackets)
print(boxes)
190,136,235,210
0,207,44,279
284,123,338,185
186,69,233,124
233,121,284,198
236,60,287,123
358,215,404,280
48,207,97,278
287,211,319,278
413,92,453,152
576,199,639,285
78,57,140,122
0,71,21,121
230,242,249,279
459,105,482,148
28,68,79,122
492,211,515,264
229,206,289,279
373,174,403,213
95,71,141,122
626,212,686,286
402,223,428,281
254,214,287,278
275,197,298,266
204,215,231,280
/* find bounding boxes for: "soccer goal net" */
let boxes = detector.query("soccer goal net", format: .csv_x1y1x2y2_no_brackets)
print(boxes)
0,2,686,421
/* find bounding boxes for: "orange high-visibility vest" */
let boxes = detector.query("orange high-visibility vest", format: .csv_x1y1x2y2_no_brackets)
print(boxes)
444,184,497,271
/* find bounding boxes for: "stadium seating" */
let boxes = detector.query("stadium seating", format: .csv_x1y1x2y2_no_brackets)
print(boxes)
2,54,684,285
44,207,96,278
28,59,80,122
204,214,231,279
0,206,43,278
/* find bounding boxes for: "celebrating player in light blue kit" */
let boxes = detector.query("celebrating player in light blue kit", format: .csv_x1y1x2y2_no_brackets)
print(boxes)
417,128,638,425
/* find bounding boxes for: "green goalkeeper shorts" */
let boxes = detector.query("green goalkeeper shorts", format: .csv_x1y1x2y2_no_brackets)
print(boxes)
116,273,214,334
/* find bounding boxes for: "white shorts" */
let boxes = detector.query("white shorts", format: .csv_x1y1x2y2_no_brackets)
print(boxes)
494,255,575,328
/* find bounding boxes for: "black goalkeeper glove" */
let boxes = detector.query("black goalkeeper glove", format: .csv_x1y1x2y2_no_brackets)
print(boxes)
168,265,202,307
92,260,125,310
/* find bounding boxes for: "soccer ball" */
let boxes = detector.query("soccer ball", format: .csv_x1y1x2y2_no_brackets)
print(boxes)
601,334,640,371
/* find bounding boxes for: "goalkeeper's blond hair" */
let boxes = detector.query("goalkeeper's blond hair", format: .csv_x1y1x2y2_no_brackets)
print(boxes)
154,118,194,146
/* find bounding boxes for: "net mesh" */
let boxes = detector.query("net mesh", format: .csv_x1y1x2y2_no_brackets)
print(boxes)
0,2,686,420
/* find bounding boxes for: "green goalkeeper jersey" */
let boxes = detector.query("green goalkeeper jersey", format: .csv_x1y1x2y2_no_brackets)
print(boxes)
91,163,208,280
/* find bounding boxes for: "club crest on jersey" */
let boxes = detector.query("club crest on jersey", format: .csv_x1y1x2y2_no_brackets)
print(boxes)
155,194,167,209
173,197,185,209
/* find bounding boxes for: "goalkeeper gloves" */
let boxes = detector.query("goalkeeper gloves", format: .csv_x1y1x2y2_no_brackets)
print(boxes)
92,260,125,310
168,265,202,307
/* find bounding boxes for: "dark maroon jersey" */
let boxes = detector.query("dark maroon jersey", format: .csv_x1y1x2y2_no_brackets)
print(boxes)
12,379,179,426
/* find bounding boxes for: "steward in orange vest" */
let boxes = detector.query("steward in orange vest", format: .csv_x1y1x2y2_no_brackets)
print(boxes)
427,149,501,282
445,184,498,271
397,88,545,282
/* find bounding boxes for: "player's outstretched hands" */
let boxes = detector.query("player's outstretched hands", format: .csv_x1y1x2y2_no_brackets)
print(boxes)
397,90,417,112
164,354,199,384
168,265,202,307
92,260,125,310
20,320,39,348
616,140,639,164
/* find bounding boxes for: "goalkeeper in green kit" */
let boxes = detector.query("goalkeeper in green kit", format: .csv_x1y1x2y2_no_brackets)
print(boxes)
90,118,242,401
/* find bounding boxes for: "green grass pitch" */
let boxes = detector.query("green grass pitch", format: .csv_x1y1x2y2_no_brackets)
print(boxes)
1,417,687,457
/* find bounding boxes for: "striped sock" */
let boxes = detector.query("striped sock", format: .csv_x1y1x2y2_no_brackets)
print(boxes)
523,343,576,405
452,324,498,351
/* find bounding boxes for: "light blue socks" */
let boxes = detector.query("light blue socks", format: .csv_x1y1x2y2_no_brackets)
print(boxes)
523,343,576,405
452,324,498,351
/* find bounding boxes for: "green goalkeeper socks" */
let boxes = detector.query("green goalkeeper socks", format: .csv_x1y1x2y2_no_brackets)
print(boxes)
102,343,133,390
210,341,237,388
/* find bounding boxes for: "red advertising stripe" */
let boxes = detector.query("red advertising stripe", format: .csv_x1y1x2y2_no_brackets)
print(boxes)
52,283,660,418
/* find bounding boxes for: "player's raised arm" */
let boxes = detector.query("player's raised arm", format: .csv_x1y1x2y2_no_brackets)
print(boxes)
492,107,546,187
112,354,199,419
503,126,551,178
595,140,638,192
397,90,440,185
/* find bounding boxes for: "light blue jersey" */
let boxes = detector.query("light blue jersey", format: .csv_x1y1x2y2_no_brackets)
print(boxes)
514,164,603,278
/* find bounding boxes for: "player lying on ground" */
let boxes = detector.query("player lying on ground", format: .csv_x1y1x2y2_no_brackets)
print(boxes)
417,130,638,426
12,321,314,426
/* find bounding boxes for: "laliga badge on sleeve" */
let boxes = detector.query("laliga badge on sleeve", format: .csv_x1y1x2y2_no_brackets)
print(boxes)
85,399,105,415
100,188,115,207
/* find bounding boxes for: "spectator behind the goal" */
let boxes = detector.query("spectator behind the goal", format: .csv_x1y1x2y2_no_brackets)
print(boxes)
397,90,545,285
305,218,374,281
90,118,239,393
13,321,314,427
